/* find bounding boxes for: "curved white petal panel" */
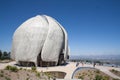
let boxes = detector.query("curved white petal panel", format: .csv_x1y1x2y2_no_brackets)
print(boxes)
41,16,64,62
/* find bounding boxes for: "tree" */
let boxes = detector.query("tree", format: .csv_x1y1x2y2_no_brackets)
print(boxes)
0,50,2,59
3,51,8,57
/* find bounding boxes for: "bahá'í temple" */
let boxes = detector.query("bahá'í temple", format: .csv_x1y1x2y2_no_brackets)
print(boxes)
11,15,70,67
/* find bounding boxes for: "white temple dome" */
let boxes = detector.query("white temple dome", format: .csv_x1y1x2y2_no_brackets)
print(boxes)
11,15,70,66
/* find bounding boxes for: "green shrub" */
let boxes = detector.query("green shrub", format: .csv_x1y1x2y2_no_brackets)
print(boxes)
36,72,40,77
0,73,4,77
88,74,90,76
19,68,23,70
5,77,11,80
24,69,26,71
10,66,18,72
94,75,103,80
5,65,18,72
31,66,36,71
45,72,52,79
27,73,29,76
42,72,52,80
26,77,29,80
114,70,118,73
111,69,115,72
96,70,100,73
0,70,4,73
103,76,109,80
111,69,118,73
5,65,12,70
78,75,84,79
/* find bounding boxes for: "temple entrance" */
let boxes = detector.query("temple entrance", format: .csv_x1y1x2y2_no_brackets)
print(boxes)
19,61,35,67
37,52,56,67
37,52,42,66
58,53,65,65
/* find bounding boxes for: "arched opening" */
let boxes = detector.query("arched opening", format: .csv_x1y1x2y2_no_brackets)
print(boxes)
58,53,65,65
37,52,42,66
67,55,69,59
18,61,35,67
37,52,57,67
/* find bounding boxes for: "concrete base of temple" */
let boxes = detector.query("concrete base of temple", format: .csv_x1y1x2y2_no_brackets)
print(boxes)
18,61,66,67
17,53,67,67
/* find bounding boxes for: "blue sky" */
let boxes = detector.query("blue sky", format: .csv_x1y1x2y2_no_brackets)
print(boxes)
0,0,120,55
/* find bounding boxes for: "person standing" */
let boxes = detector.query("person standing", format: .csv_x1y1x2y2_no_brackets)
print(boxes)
93,62,96,67
76,62,79,67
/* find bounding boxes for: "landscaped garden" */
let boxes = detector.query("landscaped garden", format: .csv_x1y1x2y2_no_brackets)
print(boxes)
0,65,54,80
72,67,120,80
110,69,120,77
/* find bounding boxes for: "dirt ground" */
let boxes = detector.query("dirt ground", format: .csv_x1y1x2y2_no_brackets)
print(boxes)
0,69,53,80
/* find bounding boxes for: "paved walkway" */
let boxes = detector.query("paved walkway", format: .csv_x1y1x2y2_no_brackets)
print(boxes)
0,61,120,79
37,62,77,79
0,61,16,69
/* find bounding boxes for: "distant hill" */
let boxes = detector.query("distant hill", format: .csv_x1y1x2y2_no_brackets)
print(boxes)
69,55,120,67
70,55,120,60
